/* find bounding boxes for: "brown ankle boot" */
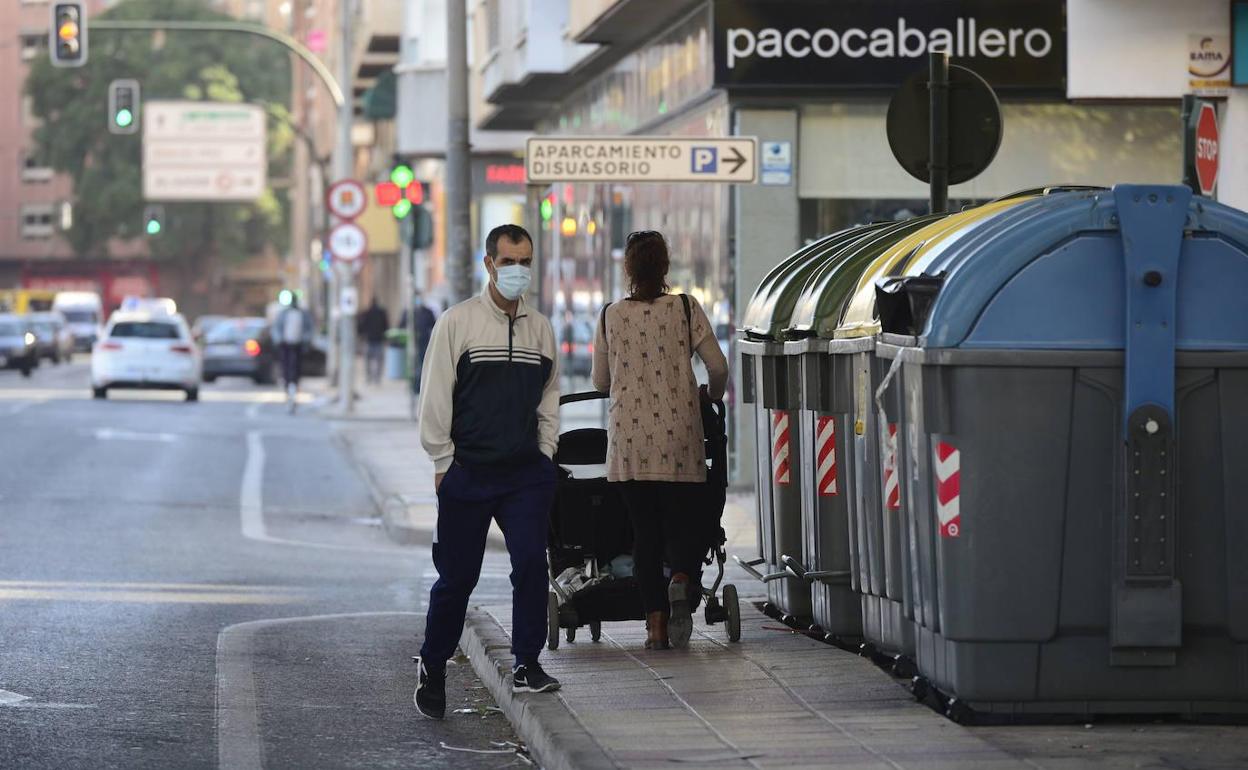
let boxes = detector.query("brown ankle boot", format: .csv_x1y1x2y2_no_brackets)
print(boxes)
645,610,670,650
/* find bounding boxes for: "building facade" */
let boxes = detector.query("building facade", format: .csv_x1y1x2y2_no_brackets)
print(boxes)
474,0,1231,483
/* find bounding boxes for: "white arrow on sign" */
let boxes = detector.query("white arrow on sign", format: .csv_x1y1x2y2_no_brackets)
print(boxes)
525,136,758,184
328,222,367,262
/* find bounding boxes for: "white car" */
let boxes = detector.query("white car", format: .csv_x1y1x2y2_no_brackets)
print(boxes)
91,311,202,401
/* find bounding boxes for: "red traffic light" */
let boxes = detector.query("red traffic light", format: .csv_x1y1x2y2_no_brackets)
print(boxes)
405,182,425,205
374,181,401,207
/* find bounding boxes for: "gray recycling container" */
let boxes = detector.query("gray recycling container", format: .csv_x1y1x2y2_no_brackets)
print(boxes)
879,184,1248,716
779,216,941,639
738,225,894,619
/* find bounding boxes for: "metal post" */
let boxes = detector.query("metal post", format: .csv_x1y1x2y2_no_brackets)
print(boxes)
928,51,950,215
446,0,473,303
1180,94,1197,195
398,215,416,418
334,0,356,413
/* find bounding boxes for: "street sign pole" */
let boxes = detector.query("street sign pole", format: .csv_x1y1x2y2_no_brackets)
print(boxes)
333,0,356,414
928,52,950,215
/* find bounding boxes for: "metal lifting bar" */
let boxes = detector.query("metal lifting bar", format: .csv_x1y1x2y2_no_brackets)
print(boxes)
90,20,346,109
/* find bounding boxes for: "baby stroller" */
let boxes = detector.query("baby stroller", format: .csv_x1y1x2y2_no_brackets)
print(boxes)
545,390,741,649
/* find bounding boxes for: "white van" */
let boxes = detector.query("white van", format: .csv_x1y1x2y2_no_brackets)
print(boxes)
53,291,104,352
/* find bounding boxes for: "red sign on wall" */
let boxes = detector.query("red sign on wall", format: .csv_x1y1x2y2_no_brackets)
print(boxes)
1194,102,1220,196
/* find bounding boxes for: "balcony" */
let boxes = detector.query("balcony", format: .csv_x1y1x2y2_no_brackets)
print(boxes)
568,0,704,46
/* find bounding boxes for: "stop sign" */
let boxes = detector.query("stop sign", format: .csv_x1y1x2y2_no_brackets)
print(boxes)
1195,102,1219,196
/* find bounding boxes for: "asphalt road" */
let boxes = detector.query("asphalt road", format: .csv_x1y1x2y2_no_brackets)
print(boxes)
0,359,526,769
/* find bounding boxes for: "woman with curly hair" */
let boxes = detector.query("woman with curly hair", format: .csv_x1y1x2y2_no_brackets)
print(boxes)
592,230,729,650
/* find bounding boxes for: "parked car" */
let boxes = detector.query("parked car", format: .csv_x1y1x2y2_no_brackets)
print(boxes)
201,317,276,384
560,319,594,378
91,311,202,401
27,312,74,364
0,314,37,377
53,291,103,351
191,314,229,343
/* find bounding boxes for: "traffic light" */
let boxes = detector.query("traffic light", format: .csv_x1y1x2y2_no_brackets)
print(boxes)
50,3,87,68
375,164,429,220
143,204,164,236
108,80,140,135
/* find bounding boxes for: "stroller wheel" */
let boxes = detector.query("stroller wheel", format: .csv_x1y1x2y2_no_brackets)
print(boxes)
547,591,560,651
723,584,741,643
590,621,602,642
566,627,576,643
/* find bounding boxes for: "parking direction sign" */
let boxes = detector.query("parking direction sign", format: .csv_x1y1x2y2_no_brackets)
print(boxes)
328,222,367,262
143,101,266,202
525,137,757,183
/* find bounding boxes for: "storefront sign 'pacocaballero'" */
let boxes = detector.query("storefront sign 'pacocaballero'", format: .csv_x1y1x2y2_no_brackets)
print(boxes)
713,0,1067,93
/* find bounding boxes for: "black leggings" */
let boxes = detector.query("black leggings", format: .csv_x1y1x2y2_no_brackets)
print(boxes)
618,481,704,614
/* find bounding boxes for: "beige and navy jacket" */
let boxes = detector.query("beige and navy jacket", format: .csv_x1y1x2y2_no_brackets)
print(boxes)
418,287,560,473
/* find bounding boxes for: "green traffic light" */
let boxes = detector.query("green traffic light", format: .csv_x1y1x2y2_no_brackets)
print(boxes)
146,218,161,235
540,198,553,222
392,199,413,219
390,164,414,188
115,108,134,128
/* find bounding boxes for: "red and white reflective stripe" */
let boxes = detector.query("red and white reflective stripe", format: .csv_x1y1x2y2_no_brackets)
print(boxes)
935,441,961,538
771,411,791,485
816,416,837,496
883,423,900,510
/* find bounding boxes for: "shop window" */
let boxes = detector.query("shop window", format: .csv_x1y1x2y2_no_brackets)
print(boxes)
20,204,56,239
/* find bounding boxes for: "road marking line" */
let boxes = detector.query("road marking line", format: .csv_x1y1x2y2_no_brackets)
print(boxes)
241,430,266,540
0,690,30,705
0,580,299,592
238,430,406,554
215,611,420,770
94,427,178,442
0,588,302,605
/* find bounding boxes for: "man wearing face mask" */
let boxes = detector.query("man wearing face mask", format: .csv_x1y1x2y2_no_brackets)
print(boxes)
414,224,562,720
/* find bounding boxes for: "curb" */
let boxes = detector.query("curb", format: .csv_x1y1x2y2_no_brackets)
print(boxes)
460,610,618,770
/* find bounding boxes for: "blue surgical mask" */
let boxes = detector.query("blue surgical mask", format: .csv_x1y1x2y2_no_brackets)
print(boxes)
494,264,531,300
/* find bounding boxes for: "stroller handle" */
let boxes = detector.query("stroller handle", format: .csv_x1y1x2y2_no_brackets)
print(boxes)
560,389,726,414
559,390,608,406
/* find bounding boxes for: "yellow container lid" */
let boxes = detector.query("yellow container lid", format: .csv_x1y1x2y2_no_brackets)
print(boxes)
834,197,1034,338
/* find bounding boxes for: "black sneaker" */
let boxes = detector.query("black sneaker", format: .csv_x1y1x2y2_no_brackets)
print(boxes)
512,662,560,693
413,657,446,719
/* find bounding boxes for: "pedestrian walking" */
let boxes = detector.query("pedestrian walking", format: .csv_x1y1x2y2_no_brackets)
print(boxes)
358,298,390,384
414,224,562,720
404,294,437,393
271,294,313,411
591,230,728,650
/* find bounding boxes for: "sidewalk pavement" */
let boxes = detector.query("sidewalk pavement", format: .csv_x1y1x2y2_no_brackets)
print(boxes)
462,604,1248,770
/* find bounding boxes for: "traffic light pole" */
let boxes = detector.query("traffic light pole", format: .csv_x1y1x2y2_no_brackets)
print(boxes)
446,0,473,303
91,20,346,108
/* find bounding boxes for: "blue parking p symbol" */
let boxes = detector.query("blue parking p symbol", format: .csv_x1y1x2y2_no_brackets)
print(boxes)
691,147,718,173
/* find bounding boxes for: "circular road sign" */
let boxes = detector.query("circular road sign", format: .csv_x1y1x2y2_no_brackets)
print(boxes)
327,179,367,220
1195,102,1220,196
886,64,1003,185
328,222,367,262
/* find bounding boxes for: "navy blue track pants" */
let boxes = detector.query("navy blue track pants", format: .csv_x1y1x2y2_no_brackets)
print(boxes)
419,456,557,669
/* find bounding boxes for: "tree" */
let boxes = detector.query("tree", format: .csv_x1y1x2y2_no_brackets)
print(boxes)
26,0,295,271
